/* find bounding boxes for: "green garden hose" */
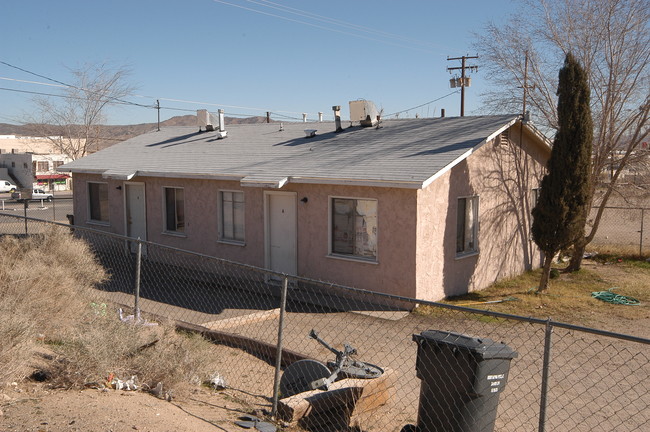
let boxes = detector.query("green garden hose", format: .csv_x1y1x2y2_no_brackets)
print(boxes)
591,288,641,306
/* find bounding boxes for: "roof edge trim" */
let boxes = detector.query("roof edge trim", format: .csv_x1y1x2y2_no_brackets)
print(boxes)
421,148,476,188
485,117,520,143
291,176,423,189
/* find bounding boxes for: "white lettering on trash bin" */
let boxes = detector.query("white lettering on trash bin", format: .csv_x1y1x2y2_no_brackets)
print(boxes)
487,374,505,380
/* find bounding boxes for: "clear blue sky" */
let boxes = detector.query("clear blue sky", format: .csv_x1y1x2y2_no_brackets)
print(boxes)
1,0,516,125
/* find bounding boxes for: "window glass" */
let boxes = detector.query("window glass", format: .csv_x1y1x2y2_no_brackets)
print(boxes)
164,187,185,232
88,182,109,223
220,191,245,242
456,196,478,254
332,198,377,259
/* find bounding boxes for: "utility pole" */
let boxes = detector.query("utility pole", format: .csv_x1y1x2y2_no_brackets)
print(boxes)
156,99,161,131
519,50,535,120
447,55,479,116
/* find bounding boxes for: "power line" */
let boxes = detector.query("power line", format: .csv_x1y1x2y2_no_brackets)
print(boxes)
0,73,313,117
0,76,65,88
140,94,305,116
0,84,329,122
0,85,310,124
0,86,145,107
242,0,439,50
211,0,436,54
386,91,460,117
0,60,154,109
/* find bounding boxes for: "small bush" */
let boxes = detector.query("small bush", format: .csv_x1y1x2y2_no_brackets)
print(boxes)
49,313,219,396
0,227,107,384
1,226,221,395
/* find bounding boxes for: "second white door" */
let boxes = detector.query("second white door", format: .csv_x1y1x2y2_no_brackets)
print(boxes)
265,192,297,276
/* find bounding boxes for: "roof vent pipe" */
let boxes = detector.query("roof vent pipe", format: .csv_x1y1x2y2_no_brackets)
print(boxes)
218,109,225,132
441,109,446,118
332,105,342,132
318,112,323,122
302,113,307,122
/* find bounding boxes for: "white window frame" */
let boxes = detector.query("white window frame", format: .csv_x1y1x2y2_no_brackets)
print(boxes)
87,181,109,225
163,186,185,235
456,195,479,257
531,187,541,206
328,196,378,263
218,190,245,245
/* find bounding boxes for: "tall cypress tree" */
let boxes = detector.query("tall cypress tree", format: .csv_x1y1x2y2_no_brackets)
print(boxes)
532,53,592,292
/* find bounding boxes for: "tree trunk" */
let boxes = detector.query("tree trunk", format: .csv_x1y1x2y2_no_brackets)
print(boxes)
567,236,586,272
538,252,553,293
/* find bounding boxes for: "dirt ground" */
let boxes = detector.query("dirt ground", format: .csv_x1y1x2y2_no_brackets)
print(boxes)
1,383,249,432
0,341,281,432
1,262,648,432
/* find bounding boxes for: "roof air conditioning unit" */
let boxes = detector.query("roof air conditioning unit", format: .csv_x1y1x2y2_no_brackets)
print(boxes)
349,100,379,127
197,109,215,131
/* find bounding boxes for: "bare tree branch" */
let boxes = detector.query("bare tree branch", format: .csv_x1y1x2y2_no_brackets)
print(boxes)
25,63,137,160
475,0,650,267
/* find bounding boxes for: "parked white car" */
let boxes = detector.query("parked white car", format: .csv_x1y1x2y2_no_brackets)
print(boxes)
0,180,17,193
12,188,54,202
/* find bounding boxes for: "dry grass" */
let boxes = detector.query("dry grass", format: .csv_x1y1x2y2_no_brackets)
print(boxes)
0,227,106,384
49,315,220,396
0,228,222,397
426,256,650,327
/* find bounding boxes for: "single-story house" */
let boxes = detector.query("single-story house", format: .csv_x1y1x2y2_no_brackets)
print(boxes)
59,105,551,301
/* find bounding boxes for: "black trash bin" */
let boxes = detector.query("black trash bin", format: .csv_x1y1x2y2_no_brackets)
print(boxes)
411,330,517,432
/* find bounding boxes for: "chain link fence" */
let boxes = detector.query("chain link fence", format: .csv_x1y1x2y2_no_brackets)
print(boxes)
589,206,650,256
0,212,648,432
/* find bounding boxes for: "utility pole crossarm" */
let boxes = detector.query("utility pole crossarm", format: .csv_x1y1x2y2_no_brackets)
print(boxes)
447,55,479,117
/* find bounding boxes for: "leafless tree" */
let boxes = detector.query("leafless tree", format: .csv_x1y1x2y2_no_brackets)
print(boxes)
28,63,137,160
476,0,650,269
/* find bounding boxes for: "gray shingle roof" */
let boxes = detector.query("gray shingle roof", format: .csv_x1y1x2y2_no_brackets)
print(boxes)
59,114,521,189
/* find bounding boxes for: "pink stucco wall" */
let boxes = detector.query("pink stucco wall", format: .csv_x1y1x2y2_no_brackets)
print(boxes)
414,124,548,300
71,123,548,302
72,174,419,298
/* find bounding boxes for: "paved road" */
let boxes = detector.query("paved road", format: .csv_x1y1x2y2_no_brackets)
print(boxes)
0,195,73,225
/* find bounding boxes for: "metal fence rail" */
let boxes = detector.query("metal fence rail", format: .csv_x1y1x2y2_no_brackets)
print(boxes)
1,213,648,432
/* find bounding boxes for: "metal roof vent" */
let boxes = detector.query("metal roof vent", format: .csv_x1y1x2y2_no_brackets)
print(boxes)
197,109,214,131
349,100,379,127
304,129,317,138
197,109,227,138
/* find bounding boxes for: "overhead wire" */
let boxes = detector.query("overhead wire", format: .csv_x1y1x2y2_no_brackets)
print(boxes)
0,84,311,122
1,62,459,124
0,86,144,107
1,3,457,123
0,60,154,109
242,0,440,50
386,91,460,117
211,0,436,54
0,73,311,118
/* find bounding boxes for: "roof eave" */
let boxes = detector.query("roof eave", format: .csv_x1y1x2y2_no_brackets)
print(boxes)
290,176,423,189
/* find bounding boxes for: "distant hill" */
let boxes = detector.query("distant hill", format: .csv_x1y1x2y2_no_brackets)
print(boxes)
0,114,272,149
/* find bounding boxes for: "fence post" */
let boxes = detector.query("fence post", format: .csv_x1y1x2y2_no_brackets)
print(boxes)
134,239,142,322
23,201,28,235
271,276,289,418
639,208,645,258
539,319,553,432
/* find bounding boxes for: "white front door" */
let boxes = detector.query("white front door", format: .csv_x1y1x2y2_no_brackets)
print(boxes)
125,183,146,253
265,192,297,276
